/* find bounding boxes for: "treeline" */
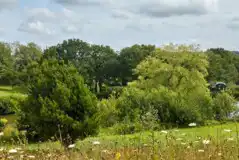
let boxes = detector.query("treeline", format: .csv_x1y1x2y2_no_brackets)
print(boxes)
0,39,239,146
1,40,239,98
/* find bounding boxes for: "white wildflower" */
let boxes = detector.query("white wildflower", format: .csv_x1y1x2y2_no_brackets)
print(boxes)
218,153,222,156
202,140,210,145
187,146,190,149
0,132,4,136
16,147,22,150
68,144,75,149
181,142,186,145
198,149,205,152
174,129,179,132
181,133,186,136
224,129,232,133
188,123,197,127
194,141,199,143
8,149,17,153
176,138,182,141
93,141,100,145
227,138,234,141
160,130,168,134
28,155,35,159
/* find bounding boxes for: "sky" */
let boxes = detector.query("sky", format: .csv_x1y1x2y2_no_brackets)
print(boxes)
0,0,239,51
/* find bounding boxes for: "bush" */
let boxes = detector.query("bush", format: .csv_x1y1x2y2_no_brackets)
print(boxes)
0,94,26,115
213,92,236,120
0,118,8,128
18,60,99,146
97,96,119,127
2,125,19,141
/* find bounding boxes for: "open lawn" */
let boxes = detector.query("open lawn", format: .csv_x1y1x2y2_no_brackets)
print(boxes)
0,86,26,97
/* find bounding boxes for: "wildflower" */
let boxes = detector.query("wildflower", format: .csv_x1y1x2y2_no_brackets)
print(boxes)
28,155,35,159
115,152,121,160
224,129,232,133
16,147,22,150
0,148,3,151
174,129,179,132
194,141,199,143
176,138,182,141
181,142,186,145
68,144,75,148
143,144,148,146
187,146,190,149
198,149,205,152
0,132,3,136
93,141,100,145
8,149,17,153
202,140,210,145
188,123,197,127
181,133,186,136
102,150,109,153
161,130,168,134
227,138,234,141
218,153,222,156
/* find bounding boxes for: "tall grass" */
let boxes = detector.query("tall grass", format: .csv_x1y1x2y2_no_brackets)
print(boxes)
0,123,238,159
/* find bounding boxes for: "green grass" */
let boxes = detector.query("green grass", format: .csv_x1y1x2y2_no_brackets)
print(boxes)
0,85,26,97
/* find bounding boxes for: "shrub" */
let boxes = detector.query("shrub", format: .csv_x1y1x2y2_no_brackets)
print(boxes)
2,125,19,141
0,118,8,128
212,92,236,120
18,60,99,146
97,96,119,127
0,94,26,115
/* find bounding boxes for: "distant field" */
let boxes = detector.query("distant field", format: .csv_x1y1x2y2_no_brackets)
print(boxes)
0,85,26,97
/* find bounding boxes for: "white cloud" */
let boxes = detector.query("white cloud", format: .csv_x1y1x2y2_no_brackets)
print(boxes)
18,20,55,35
61,24,81,33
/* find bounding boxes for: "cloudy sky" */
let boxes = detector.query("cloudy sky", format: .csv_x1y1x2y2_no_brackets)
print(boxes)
0,0,238,50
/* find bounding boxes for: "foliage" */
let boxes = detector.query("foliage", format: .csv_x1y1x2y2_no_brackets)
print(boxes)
207,48,239,84
97,97,119,127
0,118,8,128
18,59,99,146
116,45,214,125
0,94,26,115
0,42,14,85
212,92,236,120
2,125,19,141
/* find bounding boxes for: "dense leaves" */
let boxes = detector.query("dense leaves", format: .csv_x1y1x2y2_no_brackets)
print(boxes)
18,60,99,145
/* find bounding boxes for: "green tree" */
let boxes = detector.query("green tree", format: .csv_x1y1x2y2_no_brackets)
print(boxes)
207,48,239,83
18,60,99,146
13,42,42,85
118,44,155,85
0,42,14,85
117,45,213,125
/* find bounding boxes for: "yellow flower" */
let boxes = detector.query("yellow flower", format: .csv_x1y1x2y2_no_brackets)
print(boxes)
115,152,121,160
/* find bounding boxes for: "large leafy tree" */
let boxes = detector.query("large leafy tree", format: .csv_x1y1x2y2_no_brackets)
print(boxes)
13,42,42,85
117,45,214,125
43,39,119,93
118,44,155,85
207,48,239,84
0,42,14,85
18,60,99,146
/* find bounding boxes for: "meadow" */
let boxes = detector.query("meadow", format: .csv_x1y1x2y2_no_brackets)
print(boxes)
0,122,238,159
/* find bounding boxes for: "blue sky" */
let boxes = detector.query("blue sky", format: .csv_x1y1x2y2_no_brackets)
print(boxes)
0,0,239,51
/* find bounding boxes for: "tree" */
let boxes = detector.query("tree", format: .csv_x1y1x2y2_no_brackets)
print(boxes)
117,45,214,125
118,44,155,85
13,42,42,85
207,48,239,83
43,39,119,94
18,60,99,146
0,42,14,85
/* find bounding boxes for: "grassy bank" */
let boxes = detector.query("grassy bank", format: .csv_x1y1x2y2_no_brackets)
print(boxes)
0,123,238,159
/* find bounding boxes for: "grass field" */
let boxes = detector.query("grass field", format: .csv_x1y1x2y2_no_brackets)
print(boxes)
0,86,26,97
0,123,238,159
0,86,238,159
